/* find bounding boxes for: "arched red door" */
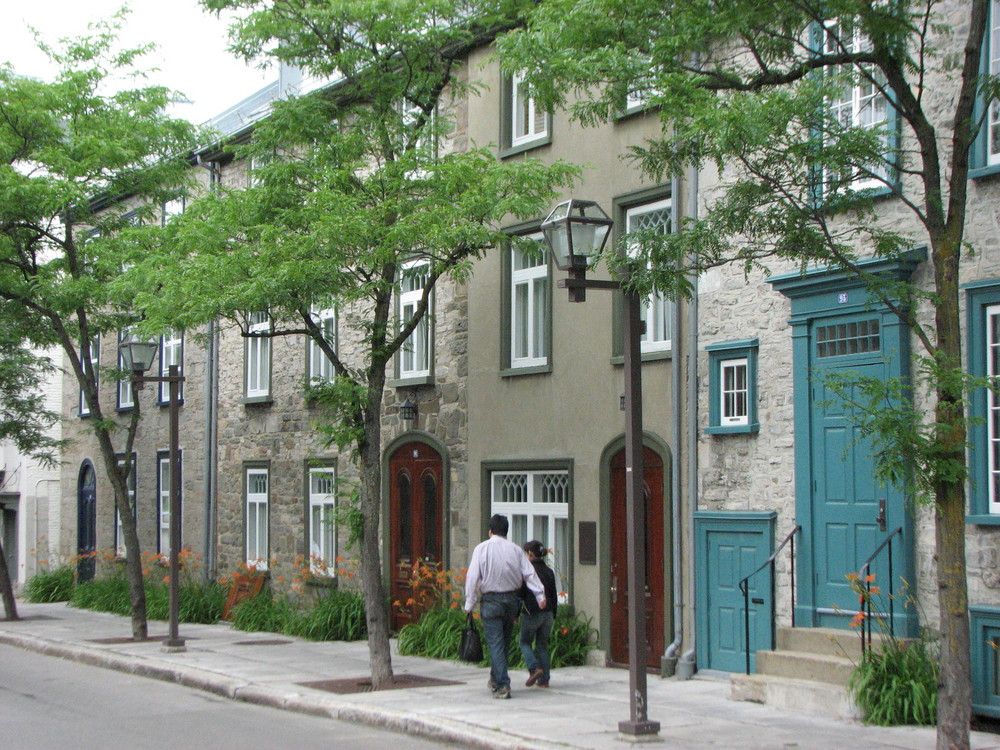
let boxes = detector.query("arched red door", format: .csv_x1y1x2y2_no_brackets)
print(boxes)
389,441,444,631
609,446,665,670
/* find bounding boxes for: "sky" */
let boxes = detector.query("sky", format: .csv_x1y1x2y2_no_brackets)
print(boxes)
0,0,274,125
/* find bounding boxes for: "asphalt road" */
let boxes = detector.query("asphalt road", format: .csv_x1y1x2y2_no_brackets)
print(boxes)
0,644,456,750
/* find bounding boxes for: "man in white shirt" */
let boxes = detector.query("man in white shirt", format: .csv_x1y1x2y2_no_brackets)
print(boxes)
465,514,546,699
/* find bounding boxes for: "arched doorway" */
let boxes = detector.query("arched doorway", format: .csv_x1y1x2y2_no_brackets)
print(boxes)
609,445,666,670
77,461,97,582
388,440,445,631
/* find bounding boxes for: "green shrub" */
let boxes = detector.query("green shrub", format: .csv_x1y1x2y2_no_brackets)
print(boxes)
70,572,131,615
397,603,597,669
178,580,227,624
25,566,75,603
849,636,938,726
284,589,367,641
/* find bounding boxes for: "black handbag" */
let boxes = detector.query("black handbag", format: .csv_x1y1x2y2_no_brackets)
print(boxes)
458,612,484,663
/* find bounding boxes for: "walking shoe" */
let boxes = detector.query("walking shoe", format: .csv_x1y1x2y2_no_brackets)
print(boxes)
536,681,549,688
487,678,497,691
492,685,511,699
525,667,544,687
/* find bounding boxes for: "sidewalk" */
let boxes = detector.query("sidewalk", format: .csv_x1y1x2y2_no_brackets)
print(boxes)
1,602,996,750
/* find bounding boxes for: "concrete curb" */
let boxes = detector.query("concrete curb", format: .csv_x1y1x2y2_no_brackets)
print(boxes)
0,630,571,750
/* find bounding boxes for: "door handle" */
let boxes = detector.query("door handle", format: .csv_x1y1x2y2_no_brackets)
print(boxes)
610,575,618,604
875,498,887,533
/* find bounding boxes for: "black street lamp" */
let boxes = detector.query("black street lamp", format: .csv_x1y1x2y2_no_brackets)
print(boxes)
542,199,660,740
119,332,186,651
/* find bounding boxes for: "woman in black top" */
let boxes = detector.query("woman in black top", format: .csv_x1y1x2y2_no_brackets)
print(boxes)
519,540,558,687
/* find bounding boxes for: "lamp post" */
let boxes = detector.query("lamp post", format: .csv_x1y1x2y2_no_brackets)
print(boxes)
541,199,660,740
119,333,186,651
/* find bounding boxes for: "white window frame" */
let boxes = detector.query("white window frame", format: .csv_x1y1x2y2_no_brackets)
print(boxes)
246,467,269,570
79,334,99,417
308,307,337,383
161,197,184,225
987,304,1000,514
823,18,891,192
989,0,1000,166
157,454,172,556
115,455,136,557
510,234,549,369
625,198,672,353
117,329,135,409
308,466,337,575
719,357,750,427
399,261,432,379
159,329,183,403
491,468,570,603
510,72,547,147
245,311,271,398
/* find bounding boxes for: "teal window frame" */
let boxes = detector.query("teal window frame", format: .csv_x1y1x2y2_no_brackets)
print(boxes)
706,339,759,435
970,0,1000,180
971,607,1000,718
809,19,902,203
964,280,1000,524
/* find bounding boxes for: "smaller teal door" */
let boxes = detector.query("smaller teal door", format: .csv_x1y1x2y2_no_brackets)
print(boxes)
696,512,775,673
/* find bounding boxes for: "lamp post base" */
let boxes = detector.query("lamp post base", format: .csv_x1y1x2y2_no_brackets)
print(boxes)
618,720,660,740
161,639,187,653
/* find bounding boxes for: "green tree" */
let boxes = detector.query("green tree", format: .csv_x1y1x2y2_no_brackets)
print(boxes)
499,1,989,747
130,0,575,687
0,19,202,637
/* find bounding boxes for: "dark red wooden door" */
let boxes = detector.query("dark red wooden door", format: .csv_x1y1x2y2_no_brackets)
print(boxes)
609,446,665,669
389,441,444,631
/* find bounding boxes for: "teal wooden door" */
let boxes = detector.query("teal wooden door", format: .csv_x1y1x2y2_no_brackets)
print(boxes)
695,513,774,673
808,315,899,627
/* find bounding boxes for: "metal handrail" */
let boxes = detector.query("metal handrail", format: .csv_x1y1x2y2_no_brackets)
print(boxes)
738,524,801,675
856,526,903,656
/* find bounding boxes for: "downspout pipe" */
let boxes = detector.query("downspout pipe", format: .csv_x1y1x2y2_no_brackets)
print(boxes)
676,160,700,680
663,174,684,677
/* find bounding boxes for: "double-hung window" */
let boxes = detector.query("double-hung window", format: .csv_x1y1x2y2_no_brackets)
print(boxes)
79,334,99,417
308,466,337,575
245,311,271,399
308,307,337,383
399,261,432,380
508,234,550,371
159,329,183,403
245,466,269,569
502,74,550,155
821,18,893,194
162,198,184,224
706,339,759,435
625,198,672,354
490,468,570,602
971,1,1000,175
966,282,1000,522
156,451,181,556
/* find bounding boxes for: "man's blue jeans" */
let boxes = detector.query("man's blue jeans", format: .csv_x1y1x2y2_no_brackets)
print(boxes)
519,610,554,684
480,592,520,689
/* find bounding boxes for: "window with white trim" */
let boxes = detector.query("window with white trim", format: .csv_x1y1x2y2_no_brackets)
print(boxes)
159,329,183,403
510,72,547,147
720,357,749,427
510,235,549,369
399,261,432,379
625,198,672,353
79,334,99,417
157,454,173,556
117,329,135,410
491,469,570,603
989,1,1000,166
115,454,136,557
162,198,184,224
308,307,337,383
822,18,891,192
245,312,271,398
987,304,1000,514
246,467,269,569
308,467,337,575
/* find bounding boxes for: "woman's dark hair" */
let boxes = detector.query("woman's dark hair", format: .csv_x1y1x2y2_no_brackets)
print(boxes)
523,540,546,558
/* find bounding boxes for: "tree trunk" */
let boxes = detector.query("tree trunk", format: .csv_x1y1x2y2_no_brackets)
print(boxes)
0,534,19,621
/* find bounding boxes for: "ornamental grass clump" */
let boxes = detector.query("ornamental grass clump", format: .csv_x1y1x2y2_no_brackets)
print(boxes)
284,589,367,641
24,564,74,603
846,574,938,726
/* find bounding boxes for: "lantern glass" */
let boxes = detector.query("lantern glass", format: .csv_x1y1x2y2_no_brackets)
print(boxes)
119,333,159,375
541,199,614,271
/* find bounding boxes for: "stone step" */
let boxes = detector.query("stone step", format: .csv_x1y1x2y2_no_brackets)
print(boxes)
776,625,897,661
754,649,855,686
731,673,861,721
